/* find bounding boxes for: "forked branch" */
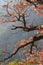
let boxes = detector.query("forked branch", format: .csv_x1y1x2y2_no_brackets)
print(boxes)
11,25,43,32
0,35,43,62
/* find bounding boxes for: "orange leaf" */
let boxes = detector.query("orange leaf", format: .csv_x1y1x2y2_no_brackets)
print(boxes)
37,12,42,16
38,4,43,9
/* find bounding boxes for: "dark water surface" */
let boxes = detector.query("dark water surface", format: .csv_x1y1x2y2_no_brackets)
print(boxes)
0,2,43,64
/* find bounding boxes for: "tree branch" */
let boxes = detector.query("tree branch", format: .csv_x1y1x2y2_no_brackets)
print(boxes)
26,0,43,5
11,25,43,31
0,35,43,62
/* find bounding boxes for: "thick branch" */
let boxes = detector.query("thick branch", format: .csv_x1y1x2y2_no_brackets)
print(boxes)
0,35,43,62
26,0,43,5
22,15,27,28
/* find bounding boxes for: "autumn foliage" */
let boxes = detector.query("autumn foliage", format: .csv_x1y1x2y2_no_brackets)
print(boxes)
0,0,43,65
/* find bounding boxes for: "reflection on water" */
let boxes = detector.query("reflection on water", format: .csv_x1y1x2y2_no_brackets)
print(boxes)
0,21,43,60
0,9,43,64
0,1,43,65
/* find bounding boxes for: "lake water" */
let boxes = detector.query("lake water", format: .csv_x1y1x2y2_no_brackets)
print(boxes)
0,3,43,64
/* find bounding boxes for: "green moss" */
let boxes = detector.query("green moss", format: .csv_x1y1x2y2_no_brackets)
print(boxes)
7,59,19,65
0,50,3,54
24,62,34,65
7,59,34,65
